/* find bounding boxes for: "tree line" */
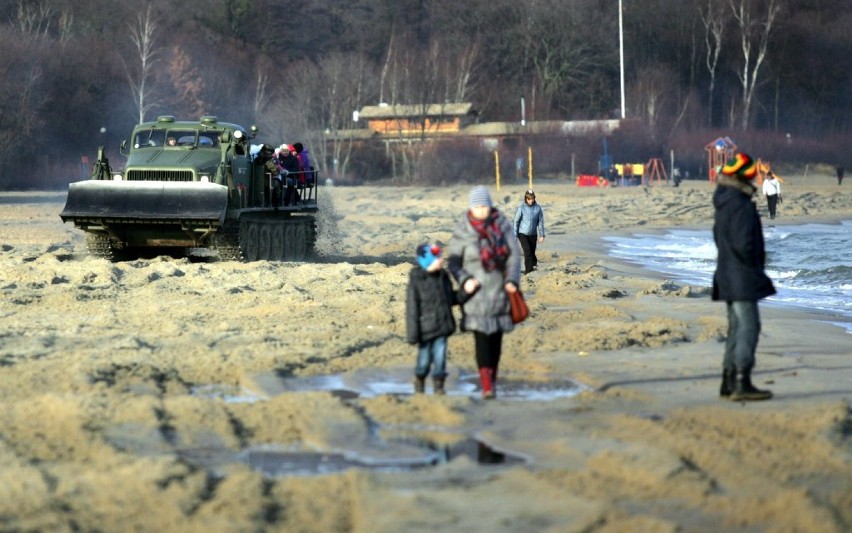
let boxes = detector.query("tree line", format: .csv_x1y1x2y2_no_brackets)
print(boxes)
0,0,849,188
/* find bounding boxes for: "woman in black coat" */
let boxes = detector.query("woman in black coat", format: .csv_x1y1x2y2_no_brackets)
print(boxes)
712,153,775,401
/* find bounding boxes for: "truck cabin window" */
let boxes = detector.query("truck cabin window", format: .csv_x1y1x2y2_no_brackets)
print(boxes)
166,131,197,147
135,130,165,148
198,132,221,147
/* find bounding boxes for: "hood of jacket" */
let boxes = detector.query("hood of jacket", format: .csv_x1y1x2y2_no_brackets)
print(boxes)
713,174,756,209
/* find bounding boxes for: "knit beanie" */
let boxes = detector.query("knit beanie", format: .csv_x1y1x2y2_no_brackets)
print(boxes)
721,153,757,180
416,243,442,270
468,186,493,208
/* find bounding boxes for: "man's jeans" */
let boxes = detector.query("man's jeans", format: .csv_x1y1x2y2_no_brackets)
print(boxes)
415,336,448,378
724,301,761,373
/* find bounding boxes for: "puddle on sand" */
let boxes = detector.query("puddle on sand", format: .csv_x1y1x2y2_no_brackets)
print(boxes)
178,435,525,477
249,368,587,401
191,384,268,403
188,438,525,477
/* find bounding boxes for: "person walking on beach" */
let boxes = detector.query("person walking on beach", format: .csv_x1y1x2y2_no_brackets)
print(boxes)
762,171,782,219
837,166,845,186
513,189,546,274
448,186,522,399
713,153,776,401
406,243,457,395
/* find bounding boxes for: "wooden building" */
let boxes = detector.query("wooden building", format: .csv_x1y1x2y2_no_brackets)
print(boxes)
356,103,477,136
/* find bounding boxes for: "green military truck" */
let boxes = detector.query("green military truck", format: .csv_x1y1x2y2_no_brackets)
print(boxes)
60,115,318,261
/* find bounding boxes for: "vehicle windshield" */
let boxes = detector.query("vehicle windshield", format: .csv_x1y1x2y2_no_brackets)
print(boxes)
134,129,166,148
133,128,222,149
166,131,198,147
198,131,221,147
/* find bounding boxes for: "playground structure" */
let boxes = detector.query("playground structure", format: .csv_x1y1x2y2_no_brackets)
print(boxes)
644,158,668,185
578,158,668,187
755,158,784,185
705,137,737,182
704,135,784,185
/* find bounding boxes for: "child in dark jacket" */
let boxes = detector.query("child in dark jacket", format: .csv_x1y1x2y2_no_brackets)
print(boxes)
406,243,457,395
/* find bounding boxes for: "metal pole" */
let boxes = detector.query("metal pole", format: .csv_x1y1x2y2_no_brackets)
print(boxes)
528,146,533,190
619,0,626,119
494,150,501,191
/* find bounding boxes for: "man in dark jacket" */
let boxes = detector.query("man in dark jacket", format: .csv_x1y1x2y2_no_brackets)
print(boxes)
712,153,776,401
406,243,457,394
277,144,301,205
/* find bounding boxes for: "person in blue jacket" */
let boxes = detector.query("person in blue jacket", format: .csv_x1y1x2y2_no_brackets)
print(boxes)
713,153,776,401
513,189,546,274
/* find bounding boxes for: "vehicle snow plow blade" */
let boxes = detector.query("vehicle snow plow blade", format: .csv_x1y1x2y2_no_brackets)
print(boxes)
60,180,228,224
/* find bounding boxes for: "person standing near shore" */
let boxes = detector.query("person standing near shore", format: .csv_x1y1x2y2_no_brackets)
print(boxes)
837,166,844,186
448,186,522,399
513,189,546,274
406,243,457,395
762,171,782,219
713,153,776,401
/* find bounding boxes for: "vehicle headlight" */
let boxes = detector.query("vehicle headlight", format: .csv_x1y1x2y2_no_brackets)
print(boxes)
200,175,210,183
112,174,123,181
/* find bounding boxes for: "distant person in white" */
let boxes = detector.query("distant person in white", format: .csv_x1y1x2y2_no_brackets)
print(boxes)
762,171,781,219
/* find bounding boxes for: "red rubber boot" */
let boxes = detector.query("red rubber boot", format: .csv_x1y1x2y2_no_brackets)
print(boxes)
479,368,495,399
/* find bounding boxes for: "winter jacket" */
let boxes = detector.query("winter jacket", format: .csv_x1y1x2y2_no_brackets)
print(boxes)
406,267,457,344
448,209,522,334
278,153,300,175
762,178,781,197
513,202,545,237
712,176,776,302
297,149,313,173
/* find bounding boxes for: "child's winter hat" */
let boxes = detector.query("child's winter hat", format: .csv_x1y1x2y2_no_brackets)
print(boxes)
722,152,757,180
416,243,442,270
468,186,493,208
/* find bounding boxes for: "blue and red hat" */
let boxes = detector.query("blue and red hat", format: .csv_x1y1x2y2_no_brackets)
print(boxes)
416,243,442,270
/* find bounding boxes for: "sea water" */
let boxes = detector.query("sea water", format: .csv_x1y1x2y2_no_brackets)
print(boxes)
603,220,852,333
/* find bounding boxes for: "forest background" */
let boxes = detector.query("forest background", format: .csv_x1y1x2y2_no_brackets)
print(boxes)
0,0,849,189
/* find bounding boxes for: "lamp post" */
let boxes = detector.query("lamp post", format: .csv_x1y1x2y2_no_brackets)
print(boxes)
619,0,626,119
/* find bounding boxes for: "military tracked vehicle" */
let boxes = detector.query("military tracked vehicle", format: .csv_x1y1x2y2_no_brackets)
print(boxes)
60,116,318,261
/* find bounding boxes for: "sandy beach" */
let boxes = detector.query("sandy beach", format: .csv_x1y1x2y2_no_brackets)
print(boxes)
1,172,850,532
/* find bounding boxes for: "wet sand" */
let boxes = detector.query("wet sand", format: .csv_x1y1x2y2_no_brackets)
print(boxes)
1,174,851,532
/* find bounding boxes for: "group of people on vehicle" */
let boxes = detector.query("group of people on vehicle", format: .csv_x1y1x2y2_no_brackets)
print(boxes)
253,141,315,207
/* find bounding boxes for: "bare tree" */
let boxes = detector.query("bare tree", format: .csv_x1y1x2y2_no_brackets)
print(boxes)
166,46,207,119
378,30,394,105
15,0,52,37
699,0,727,127
449,41,480,102
253,64,273,122
276,53,375,180
729,0,782,130
124,5,161,123
56,10,73,50
632,65,671,143
521,0,610,117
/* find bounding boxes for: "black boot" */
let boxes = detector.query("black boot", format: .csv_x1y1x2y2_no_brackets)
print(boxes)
433,377,446,395
729,371,773,401
413,376,425,394
719,368,736,398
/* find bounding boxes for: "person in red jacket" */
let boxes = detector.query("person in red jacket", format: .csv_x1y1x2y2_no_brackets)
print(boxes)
712,153,776,401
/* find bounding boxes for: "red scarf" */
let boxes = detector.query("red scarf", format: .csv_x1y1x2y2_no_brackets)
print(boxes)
468,208,509,272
